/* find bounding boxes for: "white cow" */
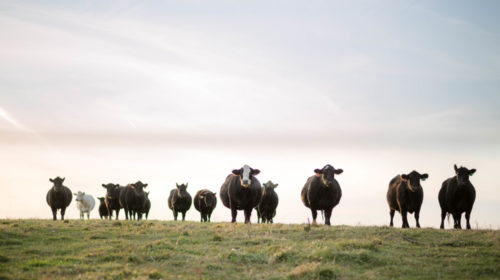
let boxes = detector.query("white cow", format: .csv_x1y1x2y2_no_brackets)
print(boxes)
74,191,95,220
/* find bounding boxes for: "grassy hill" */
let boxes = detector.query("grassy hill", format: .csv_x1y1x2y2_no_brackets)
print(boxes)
0,219,499,279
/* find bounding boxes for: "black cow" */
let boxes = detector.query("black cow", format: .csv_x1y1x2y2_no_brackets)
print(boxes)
102,183,123,220
256,181,279,224
119,181,148,220
439,165,476,230
97,197,111,219
194,189,217,222
386,171,428,228
301,164,343,226
220,164,262,224
46,177,72,220
142,192,151,220
168,183,192,221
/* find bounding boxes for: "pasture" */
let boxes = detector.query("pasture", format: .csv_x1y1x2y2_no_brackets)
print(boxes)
0,220,499,279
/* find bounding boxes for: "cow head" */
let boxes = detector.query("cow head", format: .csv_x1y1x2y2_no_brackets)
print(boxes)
176,183,188,196
74,191,85,202
130,181,148,195
49,177,65,192
314,164,343,187
200,192,217,208
232,164,260,188
262,180,278,195
454,164,476,187
98,197,105,204
400,171,428,192
102,183,120,199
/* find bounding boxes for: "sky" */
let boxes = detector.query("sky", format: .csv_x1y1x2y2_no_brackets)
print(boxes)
0,0,499,228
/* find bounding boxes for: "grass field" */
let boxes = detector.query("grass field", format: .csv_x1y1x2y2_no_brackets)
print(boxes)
0,219,499,279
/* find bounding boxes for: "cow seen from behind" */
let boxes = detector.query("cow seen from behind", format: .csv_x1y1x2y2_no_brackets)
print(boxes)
194,189,217,222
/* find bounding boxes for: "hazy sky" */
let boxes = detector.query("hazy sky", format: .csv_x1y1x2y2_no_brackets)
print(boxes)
1,1,499,228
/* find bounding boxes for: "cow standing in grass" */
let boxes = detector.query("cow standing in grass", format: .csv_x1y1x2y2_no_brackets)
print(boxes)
46,177,72,221
220,164,262,224
386,171,428,228
168,183,192,221
120,181,148,220
142,192,151,220
439,165,476,230
301,164,343,226
74,191,96,220
194,189,217,222
256,181,279,224
98,197,111,219
102,183,123,220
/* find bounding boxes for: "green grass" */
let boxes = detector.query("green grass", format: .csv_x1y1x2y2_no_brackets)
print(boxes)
0,220,499,279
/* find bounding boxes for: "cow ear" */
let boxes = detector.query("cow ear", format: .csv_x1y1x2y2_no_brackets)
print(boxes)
176,183,180,188
314,169,323,174
251,169,260,175
454,164,458,173
50,178,54,183
273,184,278,188
102,184,107,188
185,183,188,188
62,177,65,182
82,192,85,195
232,169,241,175
420,173,429,180
144,184,148,188
401,174,409,181
469,169,476,176
334,169,344,175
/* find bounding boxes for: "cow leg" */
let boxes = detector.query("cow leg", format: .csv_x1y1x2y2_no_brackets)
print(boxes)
324,208,333,226
60,207,66,220
182,211,186,221
401,209,409,228
415,209,421,228
137,212,142,221
453,213,461,229
389,209,395,227
208,213,211,222
51,207,57,221
311,209,318,224
173,210,178,221
465,210,472,230
115,209,120,220
244,208,252,224
87,212,90,220
440,210,446,229
231,206,237,223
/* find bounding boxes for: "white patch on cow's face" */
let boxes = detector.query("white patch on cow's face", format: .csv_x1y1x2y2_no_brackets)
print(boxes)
241,164,252,187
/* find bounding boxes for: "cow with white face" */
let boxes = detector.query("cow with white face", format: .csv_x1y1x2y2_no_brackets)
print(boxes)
74,191,96,220
220,164,262,223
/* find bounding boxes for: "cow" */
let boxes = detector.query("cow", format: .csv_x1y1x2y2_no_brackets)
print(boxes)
194,189,217,222
74,191,95,220
142,192,151,220
46,177,72,220
97,197,111,219
168,183,192,221
119,181,148,220
220,164,262,224
301,164,343,226
256,181,279,224
386,171,428,228
439,165,476,230
102,183,124,220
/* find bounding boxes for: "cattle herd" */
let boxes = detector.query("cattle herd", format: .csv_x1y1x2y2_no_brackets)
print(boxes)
46,164,477,229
